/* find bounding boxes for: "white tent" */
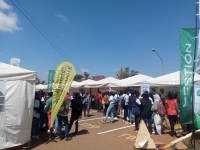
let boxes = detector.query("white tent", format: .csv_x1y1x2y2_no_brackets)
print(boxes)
35,84,48,90
84,77,119,88
145,71,200,86
71,79,96,88
0,62,36,149
110,74,153,87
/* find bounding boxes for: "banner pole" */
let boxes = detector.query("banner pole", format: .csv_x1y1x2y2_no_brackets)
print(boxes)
188,0,200,149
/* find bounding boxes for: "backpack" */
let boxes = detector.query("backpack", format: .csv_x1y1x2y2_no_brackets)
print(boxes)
34,100,43,115
129,96,135,108
158,102,166,116
120,96,125,108
151,101,159,112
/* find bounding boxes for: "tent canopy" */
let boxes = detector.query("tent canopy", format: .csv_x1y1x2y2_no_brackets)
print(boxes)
71,79,96,88
0,62,36,81
84,77,119,88
110,74,153,87
145,71,200,86
36,84,48,90
0,62,36,149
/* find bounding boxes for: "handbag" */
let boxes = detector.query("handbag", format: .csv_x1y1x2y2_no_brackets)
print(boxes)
174,120,183,137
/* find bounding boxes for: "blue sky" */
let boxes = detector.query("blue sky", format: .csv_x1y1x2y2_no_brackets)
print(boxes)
0,0,196,82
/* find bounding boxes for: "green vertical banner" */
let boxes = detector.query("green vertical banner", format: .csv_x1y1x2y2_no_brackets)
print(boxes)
180,28,195,124
48,70,55,92
194,83,200,128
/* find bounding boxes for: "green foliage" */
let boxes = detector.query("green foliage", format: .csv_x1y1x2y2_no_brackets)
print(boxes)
116,67,138,79
74,74,84,81
84,72,90,79
36,77,46,84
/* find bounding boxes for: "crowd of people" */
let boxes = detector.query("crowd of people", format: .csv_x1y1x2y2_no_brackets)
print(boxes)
31,88,191,142
98,88,191,137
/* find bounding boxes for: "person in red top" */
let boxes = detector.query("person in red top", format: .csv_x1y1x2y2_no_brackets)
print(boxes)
165,91,179,137
97,91,102,112
65,93,69,99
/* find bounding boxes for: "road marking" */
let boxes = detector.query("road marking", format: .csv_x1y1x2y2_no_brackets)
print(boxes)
79,117,104,122
80,123,100,128
97,125,134,135
118,133,136,141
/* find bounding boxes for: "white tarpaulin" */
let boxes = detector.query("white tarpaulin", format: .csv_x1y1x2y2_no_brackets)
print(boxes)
0,62,36,149
84,77,119,88
110,74,153,87
145,71,200,86
70,79,96,88
35,84,48,90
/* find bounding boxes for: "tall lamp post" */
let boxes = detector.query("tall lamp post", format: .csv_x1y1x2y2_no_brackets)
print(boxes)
152,48,164,75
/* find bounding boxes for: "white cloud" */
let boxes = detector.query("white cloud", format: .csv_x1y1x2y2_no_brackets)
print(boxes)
0,0,22,32
80,68,89,73
56,14,68,23
0,0,12,10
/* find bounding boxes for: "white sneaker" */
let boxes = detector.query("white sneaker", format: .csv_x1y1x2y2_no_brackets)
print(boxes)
47,130,50,133
114,117,118,120
152,131,155,134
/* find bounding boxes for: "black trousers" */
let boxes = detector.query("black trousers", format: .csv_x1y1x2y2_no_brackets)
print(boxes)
168,115,177,135
135,114,140,130
68,113,79,135
123,105,128,121
104,104,109,116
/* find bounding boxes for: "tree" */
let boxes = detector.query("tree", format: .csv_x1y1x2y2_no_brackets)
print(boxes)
116,67,138,79
74,74,84,82
84,72,90,79
36,77,46,85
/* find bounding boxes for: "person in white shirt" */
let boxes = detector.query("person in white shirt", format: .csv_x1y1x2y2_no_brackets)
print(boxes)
114,92,119,120
123,91,129,123
102,92,115,123
82,91,91,117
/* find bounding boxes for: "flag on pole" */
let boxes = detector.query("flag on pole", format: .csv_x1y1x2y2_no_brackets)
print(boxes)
180,28,196,124
51,62,76,126
196,1,200,74
10,57,21,67
47,70,55,92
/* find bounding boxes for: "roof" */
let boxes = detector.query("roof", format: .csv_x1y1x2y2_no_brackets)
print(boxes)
0,62,36,81
110,74,153,87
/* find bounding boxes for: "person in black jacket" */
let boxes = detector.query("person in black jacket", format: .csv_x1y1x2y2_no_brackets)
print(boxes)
68,92,82,136
140,91,153,134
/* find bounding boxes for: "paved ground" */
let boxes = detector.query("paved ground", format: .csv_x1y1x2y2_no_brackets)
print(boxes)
8,110,178,150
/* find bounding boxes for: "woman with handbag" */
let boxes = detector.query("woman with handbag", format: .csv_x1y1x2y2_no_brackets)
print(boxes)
165,91,179,137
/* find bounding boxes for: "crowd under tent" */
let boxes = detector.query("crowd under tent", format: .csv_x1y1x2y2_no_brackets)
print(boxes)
0,62,36,149
141,71,200,96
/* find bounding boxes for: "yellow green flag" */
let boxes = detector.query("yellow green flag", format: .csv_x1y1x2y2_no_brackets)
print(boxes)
51,62,76,126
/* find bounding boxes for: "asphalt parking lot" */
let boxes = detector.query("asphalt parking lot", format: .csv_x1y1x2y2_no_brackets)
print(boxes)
8,109,177,150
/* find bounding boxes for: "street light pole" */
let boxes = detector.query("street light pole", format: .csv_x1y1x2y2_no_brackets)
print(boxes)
152,48,164,75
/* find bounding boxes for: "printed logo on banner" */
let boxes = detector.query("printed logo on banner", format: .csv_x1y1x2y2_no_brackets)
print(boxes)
51,62,76,126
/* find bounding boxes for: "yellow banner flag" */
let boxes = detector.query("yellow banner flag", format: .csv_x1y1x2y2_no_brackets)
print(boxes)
51,62,76,126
